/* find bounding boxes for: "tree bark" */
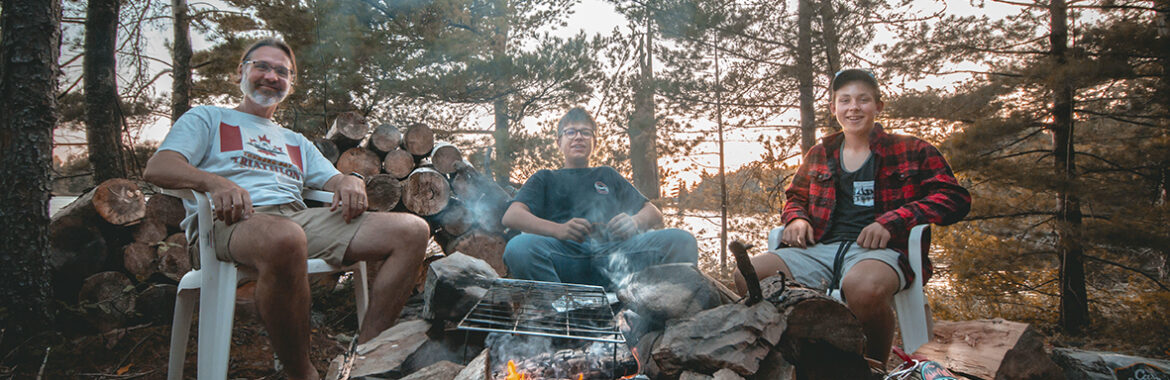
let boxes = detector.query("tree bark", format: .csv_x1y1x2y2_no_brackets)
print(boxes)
491,1,513,186
797,0,817,154
819,0,842,132
85,0,127,183
171,0,192,121
1049,0,1088,334
0,0,62,340
1156,0,1170,205
629,12,660,199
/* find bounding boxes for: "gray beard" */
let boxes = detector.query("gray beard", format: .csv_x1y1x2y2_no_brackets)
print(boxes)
239,77,287,108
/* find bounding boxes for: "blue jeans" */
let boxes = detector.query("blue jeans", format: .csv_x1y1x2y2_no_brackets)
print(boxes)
502,228,699,289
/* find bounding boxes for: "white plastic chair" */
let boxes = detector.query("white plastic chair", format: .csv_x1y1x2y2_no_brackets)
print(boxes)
163,188,369,380
767,224,931,354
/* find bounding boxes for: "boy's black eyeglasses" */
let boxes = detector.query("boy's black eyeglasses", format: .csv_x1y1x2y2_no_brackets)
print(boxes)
561,129,594,138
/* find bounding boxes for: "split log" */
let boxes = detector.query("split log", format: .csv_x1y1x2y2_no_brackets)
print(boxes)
402,167,450,216
402,123,435,157
437,201,471,238
422,253,499,322
326,111,369,151
79,271,137,333
336,147,381,180
367,123,403,156
449,230,507,276
48,214,108,295
652,302,785,377
762,276,870,379
452,349,489,380
144,193,185,231
314,137,340,165
158,233,191,281
366,174,402,212
351,319,432,378
914,319,1062,380
383,148,416,179
132,217,167,244
122,241,158,280
399,360,464,380
431,142,462,174
53,178,146,226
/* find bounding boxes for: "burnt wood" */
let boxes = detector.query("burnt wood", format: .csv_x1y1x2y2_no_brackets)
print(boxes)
729,240,762,306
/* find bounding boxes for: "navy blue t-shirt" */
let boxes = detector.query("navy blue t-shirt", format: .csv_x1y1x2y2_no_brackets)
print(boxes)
512,166,649,225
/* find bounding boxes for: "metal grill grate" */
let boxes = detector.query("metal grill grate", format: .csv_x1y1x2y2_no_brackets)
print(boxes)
457,279,624,343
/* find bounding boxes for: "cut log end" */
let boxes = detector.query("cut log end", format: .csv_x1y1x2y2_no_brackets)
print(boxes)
93,178,147,226
369,123,403,154
450,230,507,276
402,167,450,216
383,148,416,180
402,123,435,157
337,147,382,180
366,174,402,212
431,142,463,174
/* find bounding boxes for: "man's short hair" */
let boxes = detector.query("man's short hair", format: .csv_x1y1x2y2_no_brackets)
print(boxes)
240,38,297,76
557,107,597,135
831,69,881,102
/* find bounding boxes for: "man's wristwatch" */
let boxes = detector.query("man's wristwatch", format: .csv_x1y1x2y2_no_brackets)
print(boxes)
348,172,365,181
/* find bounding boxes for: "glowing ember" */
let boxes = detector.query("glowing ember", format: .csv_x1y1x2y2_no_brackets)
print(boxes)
505,360,527,380
618,347,642,380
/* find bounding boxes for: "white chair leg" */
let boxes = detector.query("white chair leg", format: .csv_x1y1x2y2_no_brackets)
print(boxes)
353,262,369,329
197,261,238,380
168,288,198,380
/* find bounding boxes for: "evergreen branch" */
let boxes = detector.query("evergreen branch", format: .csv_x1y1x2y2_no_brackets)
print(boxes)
990,0,1047,8
1068,4,1160,11
987,149,1051,161
1075,108,1162,128
1082,254,1170,292
1074,151,1157,180
658,92,799,109
975,129,1047,160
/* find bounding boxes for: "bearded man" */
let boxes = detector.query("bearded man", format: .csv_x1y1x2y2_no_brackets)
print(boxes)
144,38,428,380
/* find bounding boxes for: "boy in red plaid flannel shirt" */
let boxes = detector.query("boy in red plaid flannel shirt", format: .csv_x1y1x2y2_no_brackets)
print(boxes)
733,69,970,363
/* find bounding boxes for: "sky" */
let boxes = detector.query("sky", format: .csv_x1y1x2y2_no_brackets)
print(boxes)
55,0,1016,191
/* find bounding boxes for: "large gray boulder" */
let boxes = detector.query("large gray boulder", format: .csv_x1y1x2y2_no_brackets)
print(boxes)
618,263,726,322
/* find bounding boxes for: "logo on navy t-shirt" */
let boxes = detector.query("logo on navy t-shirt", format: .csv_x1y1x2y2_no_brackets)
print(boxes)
594,181,610,194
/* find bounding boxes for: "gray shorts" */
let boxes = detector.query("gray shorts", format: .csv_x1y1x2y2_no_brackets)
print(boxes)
769,241,906,291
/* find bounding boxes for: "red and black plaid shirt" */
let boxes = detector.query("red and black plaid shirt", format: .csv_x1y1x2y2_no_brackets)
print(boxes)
781,124,971,286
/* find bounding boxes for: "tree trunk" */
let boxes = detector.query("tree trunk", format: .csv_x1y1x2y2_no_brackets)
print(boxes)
1156,0,1170,205
491,2,513,186
819,0,842,132
1,0,64,337
629,13,660,199
797,0,817,154
492,99,512,185
171,0,192,121
52,178,146,226
85,0,127,183
1049,0,1088,334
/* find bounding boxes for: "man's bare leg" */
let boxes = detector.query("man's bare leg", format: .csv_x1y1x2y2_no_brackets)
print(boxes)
841,260,901,363
343,212,429,344
229,214,319,380
732,252,794,296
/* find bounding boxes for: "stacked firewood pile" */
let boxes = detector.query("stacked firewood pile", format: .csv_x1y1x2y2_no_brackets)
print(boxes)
315,111,513,276
49,178,188,335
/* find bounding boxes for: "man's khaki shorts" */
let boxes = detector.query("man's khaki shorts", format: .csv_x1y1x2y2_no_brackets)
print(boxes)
190,203,368,269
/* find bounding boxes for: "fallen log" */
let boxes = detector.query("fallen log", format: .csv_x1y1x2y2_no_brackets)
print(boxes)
383,148,416,180
53,178,146,226
431,142,462,174
366,123,402,156
402,123,435,157
763,276,869,379
365,174,402,212
402,167,450,216
158,233,191,281
79,271,137,334
326,111,369,151
48,214,108,300
915,319,1062,380
131,217,167,244
449,229,507,276
314,138,340,165
337,147,381,180
144,193,185,231
122,241,158,281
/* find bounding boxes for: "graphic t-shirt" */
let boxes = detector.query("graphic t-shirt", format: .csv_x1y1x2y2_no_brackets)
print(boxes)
158,106,340,236
512,166,649,227
823,154,876,243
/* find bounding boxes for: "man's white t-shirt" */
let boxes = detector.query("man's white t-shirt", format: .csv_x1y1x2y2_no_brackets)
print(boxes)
157,106,340,236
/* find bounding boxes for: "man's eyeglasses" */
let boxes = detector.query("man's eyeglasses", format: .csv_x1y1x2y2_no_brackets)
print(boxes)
561,129,594,138
244,60,294,80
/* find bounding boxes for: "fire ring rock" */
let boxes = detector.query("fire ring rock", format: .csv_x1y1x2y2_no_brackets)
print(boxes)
652,302,786,377
617,263,725,323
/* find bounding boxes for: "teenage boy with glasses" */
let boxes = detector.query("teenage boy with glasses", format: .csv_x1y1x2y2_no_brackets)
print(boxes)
144,38,428,380
501,107,699,289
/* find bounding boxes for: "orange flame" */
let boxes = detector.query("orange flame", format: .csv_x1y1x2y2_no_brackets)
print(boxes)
618,347,642,380
505,360,527,380
577,375,583,380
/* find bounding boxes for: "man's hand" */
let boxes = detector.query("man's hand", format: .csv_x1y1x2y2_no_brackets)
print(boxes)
210,179,253,225
554,218,592,243
607,213,640,241
856,222,891,249
330,175,368,223
782,218,816,248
